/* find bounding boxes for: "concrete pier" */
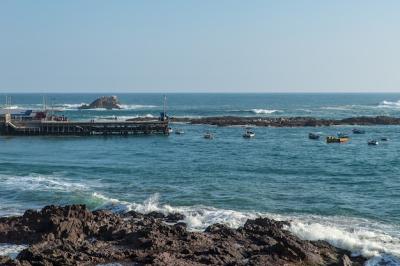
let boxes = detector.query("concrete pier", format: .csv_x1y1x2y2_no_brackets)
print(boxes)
0,116,169,136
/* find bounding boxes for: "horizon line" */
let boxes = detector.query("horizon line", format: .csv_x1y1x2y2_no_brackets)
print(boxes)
1,91,400,94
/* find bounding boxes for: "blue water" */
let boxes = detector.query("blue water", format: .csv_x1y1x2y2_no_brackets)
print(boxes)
1,93,400,263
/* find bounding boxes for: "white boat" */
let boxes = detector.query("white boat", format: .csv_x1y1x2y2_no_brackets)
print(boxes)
168,127,173,133
368,140,379,145
175,129,185,135
204,132,214,139
243,130,255,138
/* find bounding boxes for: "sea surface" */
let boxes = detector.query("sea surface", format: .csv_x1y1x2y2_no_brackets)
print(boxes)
0,93,400,265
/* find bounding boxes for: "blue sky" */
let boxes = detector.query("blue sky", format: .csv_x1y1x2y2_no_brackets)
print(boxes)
0,0,399,93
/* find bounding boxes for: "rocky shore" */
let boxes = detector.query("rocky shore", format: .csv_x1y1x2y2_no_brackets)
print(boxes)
0,205,364,266
127,115,400,127
168,115,400,127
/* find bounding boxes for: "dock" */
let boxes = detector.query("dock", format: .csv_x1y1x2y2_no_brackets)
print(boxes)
0,114,169,136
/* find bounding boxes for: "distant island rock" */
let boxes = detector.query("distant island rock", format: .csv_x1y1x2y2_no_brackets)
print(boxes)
79,96,122,110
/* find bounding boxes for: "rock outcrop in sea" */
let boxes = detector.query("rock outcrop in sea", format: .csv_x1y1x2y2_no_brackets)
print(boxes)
145,115,400,127
0,205,364,265
79,96,121,110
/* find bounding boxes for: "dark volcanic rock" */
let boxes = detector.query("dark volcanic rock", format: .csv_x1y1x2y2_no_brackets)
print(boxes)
79,96,121,110
0,205,365,265
160,115,400,127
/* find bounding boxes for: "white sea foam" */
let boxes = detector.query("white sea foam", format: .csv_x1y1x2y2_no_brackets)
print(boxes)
0,105,23,110
378,100,400,109
251,109,279,114
0,244,27,259
55,103,88,110
321,106,353,111
288,216,400,259
50,103,158,111
93,114,155,121
0,173,88,193
119,104,158,110
90,193,400,265
6,105,20,110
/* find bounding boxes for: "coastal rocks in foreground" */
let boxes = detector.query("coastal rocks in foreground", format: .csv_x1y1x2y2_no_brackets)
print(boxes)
79,96,122,110
0,205,364,265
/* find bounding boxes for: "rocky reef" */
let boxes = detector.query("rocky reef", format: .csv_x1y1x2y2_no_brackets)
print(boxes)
166,115,400,127
79,96,121,110
0,205,364,265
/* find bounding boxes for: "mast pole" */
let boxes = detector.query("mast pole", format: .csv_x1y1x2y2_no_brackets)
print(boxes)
163,95,167,120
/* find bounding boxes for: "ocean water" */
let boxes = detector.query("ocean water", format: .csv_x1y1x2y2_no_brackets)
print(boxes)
0,93,400,265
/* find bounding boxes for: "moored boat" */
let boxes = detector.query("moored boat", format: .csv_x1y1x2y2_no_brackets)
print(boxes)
352,128,365,134
368,140,379,145
326,136,349,143
243,130,255,138
204,132,214,139
308,133,320,140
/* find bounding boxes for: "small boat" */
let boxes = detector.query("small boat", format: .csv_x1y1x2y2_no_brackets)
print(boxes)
326,136,349,143
243,130,255,138
308,133,320,140
352,129,365,134
168,127,173,133
175,129,185,135
204,132,214,139
368,140,379,145
380,137,388,141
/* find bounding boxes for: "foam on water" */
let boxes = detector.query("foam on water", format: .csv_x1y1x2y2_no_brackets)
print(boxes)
251,108,279,114
378,100,400,109
0,244,27,259
90,193,400,265
119,104,158,110
48,103,158,111
0,173,88,193
93,114,155,121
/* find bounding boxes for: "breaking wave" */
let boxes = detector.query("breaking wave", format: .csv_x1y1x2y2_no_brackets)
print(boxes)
0,244,27,259
89,193,400,265
119,104,158,110
378,100,400,109
228,109,280,115
93,114,155,121
49,103,158,111
251,109,280,114
55,103,87,110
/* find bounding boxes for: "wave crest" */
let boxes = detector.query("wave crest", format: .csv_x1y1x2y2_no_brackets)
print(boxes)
251,109,279,114
378,100,400,109
52,103,158,111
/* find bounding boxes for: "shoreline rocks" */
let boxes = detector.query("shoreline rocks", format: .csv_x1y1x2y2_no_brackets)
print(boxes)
126,115,400,127
79,96,122,110
0,205,365,265
171,115,400,127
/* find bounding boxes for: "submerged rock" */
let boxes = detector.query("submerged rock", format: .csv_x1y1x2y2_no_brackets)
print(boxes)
0,205,365,265
79,96,121,110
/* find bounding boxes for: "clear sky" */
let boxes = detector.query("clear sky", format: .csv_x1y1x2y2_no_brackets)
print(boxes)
0,0,399,93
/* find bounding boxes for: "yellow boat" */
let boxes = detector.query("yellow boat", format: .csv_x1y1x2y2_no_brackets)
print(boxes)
326,136,349,143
